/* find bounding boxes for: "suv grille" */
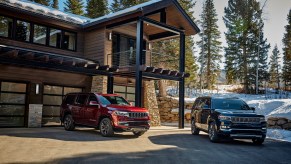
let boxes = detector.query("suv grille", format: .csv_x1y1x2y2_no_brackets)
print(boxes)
129,112,148,118
231,117,260,123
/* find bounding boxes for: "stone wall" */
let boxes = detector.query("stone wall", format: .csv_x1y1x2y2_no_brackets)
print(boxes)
267,117,291,130
157,96,193,123
91,75,107,93
144,81,161,126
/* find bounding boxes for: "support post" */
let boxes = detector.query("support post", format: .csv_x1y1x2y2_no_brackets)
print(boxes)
135,18,143,107
107,75,114,94
179,33,185,129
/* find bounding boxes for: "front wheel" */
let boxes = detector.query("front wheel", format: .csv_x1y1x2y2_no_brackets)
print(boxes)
191,118,200,135
99,118,114,137
63,114,75,131
252,138,265,145
208,122,219,142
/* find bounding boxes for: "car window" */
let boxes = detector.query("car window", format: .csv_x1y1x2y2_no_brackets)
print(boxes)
103,96,130,105
88,95,98,102
64,95,76,104
212,99,250,110
97,95,111,105
76,95,88,105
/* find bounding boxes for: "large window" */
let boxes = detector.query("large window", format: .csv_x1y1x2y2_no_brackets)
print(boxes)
33,24,47,45
113,85,135,105
16,20,30,42
0,15,77,51
42,85,82,126
0,81,27,127
49,28,62,48
0,16,13,38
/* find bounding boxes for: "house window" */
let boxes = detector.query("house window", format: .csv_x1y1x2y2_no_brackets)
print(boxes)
49,28,62,48
33,24,47,45
113,85,135,106
15,20,30,42
42,85,82,126
0,81,27,127
63,31,76,51
0,16,13,38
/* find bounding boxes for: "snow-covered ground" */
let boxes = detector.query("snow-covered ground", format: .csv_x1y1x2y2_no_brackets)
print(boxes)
167,85,291,142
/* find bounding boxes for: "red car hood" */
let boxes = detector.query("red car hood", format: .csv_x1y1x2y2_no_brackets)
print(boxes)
106,104,148,112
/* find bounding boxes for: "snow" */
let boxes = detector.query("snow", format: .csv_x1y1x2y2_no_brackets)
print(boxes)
167,85,291,142
1,0,92,24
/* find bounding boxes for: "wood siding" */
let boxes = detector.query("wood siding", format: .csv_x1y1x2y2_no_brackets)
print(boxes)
84,28,106,64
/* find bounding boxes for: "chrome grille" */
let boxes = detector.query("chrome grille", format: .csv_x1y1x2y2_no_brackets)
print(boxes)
231,117,260,123
129,112,148,118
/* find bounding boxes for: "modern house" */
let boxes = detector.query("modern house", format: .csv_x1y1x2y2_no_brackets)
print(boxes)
0,0,199,128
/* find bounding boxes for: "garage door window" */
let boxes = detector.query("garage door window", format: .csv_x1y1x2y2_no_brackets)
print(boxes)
42,85,82,126
0,82,27,127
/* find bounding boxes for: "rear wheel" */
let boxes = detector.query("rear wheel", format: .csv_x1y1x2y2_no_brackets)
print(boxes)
99,118,114,137
63,114,75,131
252,138,265,145
191,118,200,135
133,131,145,137
208,121,219,142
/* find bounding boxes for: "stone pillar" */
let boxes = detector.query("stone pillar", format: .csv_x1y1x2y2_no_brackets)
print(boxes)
144,81,161,126
91,76,107,93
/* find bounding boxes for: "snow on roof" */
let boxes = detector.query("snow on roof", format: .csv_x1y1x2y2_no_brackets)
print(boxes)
0,0,93,24
84,0,163,25
0,0,164,26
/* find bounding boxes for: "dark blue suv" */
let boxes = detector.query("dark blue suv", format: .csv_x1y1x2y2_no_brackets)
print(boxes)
190,97,267,145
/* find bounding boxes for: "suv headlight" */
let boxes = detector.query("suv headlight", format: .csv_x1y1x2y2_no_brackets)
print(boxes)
115,111,129,117
218,115,231,121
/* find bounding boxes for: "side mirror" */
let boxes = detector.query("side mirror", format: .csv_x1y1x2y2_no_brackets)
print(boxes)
89,101,100,108
250,107,255,111
129,102,134,106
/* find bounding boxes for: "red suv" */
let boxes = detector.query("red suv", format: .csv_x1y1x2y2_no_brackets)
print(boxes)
60,93,150,137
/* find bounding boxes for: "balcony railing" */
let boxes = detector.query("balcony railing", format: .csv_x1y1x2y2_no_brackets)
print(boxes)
107,50,179,71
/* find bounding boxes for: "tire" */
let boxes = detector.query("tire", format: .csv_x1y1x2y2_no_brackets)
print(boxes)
63,114,75,131
133,131,145,137
252,138,265,145
208,121,219,142
191,118,200,135
99,118,114,137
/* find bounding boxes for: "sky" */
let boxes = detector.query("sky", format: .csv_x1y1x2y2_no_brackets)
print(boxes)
59,0,291,66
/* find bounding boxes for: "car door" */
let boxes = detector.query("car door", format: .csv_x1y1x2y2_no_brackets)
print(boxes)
71,94,88,124
84,94,101,126
200,98,211,130
192,98,203,128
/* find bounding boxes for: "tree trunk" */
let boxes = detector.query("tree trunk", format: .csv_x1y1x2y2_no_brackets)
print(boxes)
158,80,167,97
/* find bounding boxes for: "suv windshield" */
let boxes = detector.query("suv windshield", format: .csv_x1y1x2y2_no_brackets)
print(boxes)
99,95,130,106
212,99,250,110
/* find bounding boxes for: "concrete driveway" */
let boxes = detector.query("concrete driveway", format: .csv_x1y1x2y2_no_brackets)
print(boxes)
0,126,291,164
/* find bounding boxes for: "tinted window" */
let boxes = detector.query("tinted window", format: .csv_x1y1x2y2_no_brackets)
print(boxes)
212,99,250,110
104,96,130,105
33,24,47,45
0,16,13,38
88,95,97,102
76,95,87,105
64,95,76,104
16,20,30,42
98,95,111,106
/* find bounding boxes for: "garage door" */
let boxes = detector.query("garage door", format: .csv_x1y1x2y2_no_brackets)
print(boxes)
0,81,27,127
42,85,82,126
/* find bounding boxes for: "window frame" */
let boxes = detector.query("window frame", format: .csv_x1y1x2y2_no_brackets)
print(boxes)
0,14,78,52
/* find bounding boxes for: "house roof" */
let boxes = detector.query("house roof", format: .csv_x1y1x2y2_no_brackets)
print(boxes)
0,0,200,35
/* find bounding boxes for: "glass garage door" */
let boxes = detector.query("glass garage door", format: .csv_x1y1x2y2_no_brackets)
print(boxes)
0,81,27,127
42,85,82,126
113,85,135,106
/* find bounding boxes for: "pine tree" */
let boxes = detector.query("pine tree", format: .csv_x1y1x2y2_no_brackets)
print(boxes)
197,0,222,89
64,0,84,15
282,9,291,90
223,0,270,93
86,0,109,18
52,0,59,9
30,0,50,6
269,45,281,89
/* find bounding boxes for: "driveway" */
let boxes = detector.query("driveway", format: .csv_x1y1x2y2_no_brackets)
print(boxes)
0,126,291,164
